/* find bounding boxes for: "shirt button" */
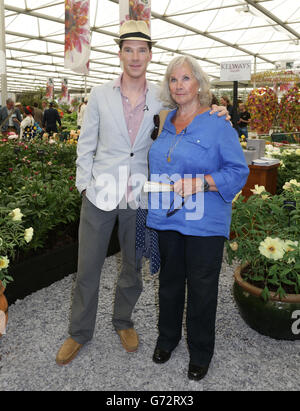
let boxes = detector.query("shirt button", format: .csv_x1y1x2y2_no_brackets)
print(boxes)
197,139,200,143
130,153,134,157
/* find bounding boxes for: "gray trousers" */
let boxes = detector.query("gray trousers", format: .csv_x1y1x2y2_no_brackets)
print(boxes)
69,196,142,344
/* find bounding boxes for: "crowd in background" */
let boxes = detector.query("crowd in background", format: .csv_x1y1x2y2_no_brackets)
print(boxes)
0,97,88,140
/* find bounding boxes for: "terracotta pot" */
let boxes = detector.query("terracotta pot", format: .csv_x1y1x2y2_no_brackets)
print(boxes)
0,280,8,337
233,264,300,340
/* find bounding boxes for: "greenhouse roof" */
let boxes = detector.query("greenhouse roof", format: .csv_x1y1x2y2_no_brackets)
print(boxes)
2,0,300,95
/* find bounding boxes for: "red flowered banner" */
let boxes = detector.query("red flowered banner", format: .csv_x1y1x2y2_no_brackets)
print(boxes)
64,0,90,75
120,0,151,28
45,78,54,101
59,78,70,104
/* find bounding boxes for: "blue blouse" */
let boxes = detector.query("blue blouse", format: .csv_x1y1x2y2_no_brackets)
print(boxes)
146,109,249,239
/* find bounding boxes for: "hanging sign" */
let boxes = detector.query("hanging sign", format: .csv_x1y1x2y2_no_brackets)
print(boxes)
120,0,151,28
59,78,70,104
45,78,54,101
220,60,251,81
64,0,90,75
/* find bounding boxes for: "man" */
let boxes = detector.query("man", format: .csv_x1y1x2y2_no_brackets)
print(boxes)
42,101,61,133
0,98,22,135
56,20,228,366
237,103,251,140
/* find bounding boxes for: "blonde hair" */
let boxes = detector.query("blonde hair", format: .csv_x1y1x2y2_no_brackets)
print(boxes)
159,56,212,108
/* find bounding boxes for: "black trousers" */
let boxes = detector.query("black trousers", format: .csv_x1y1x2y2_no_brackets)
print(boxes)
156,230,225,366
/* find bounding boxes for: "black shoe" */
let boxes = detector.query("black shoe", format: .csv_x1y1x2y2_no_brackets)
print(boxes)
188,363,209,381
152,348,172,364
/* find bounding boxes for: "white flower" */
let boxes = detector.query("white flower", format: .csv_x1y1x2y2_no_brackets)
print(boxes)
0,256,9,270
259,237,285,261
9,208,23,221
282,240,298,252
283,240,298,264
24,227,34,243
295,149,300,156
283,179,300,191
250,185,266,195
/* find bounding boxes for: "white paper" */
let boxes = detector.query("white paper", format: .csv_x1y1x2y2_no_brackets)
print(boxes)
143,181,174,192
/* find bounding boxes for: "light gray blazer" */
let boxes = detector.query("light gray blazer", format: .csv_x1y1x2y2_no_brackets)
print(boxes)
76,80,164,211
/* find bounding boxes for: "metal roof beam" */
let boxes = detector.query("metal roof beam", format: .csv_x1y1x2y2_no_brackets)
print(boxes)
245,0,300,40
4,4,223,69
163,0,273,18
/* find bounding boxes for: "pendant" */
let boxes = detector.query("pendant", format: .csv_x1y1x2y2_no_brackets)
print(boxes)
167,155,171,162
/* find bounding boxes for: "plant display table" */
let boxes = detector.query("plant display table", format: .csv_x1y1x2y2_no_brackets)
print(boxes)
242,163,280,199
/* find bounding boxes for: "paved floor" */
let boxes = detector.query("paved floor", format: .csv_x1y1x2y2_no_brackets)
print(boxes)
0,253,299,391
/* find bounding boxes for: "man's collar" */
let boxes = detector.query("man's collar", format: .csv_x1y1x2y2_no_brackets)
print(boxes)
113,74,148,94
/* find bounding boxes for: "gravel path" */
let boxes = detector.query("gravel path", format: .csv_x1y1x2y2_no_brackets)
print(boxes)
0,253,299,391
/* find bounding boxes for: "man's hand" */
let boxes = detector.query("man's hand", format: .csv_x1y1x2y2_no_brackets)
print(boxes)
210,104,231,122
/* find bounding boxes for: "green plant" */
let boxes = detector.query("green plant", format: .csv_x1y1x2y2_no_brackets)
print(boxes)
226,181,300,301
264,145,300,193
0,206,34,287
0,138,81,265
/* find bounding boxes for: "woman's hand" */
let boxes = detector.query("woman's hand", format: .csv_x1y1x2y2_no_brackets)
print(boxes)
173,178,204,197
210,104,231,121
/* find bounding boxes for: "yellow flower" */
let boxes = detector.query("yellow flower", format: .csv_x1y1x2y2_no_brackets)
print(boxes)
261,194,269,200
289,179,300,187
283,181,291,191
24,227,34,243
250,185,266,195
283,179,300,191
232,190,242,203
0,256,9,270
295,149,300,156
259,237,285,261
229,242,238,251
9,208,23,221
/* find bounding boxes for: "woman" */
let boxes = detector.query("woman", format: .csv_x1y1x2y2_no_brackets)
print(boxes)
220,95,233,119
146,56,249,381
20,106,34,139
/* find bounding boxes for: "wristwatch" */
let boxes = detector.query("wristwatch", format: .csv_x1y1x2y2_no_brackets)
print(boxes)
203,178,210,192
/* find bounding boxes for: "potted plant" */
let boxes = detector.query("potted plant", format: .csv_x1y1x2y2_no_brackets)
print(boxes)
226,180,300,340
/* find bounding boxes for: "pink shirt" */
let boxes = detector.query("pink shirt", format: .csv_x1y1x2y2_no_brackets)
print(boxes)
114,75,148,146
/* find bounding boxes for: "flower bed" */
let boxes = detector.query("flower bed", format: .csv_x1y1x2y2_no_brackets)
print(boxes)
0,138,81,287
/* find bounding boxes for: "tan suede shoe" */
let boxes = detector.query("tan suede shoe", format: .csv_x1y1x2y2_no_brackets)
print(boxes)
56,337,83,365
116,328,139,352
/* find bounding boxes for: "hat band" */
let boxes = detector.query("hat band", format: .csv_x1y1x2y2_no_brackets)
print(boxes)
120,31,151,41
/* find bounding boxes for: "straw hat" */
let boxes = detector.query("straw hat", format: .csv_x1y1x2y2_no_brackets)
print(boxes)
114,20,155,45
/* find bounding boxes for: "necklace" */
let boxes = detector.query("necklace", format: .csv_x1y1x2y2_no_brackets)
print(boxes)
166,128,186,162
166,105,202,163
